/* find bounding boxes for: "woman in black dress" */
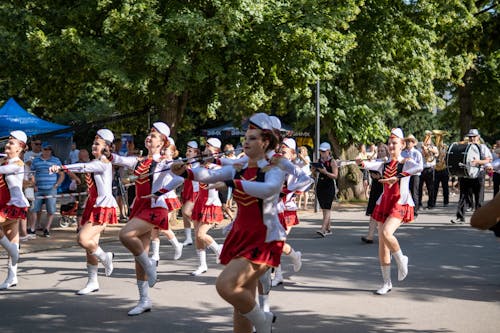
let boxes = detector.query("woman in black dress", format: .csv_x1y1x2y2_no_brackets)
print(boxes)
313,142,338,237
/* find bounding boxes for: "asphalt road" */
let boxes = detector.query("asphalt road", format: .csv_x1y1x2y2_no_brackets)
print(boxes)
1,191,499,332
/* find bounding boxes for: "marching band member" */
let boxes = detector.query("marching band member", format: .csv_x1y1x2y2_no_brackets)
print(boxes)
171,112,286,333
418,130,438,210
189,137,224,276
49,129,117,295
431,131,449,207
451,129,493,224
150,137,184,263
180,140,200,246
401,134,423,216
0,130,29,290
356,128,422,295
107,122,183,316
271,138,305,287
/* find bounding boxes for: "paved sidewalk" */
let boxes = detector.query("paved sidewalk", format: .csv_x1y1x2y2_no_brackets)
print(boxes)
1,191,499,333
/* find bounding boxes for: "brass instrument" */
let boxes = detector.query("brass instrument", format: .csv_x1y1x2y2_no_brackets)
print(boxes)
433,130,448,171
421,130,436,163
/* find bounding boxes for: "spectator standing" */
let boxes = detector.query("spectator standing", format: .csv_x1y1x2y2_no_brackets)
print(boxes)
313,142,338,237
21,137,42,240
493,143,500,197
418,131,438,209
69,142,80,164
29,143,64,237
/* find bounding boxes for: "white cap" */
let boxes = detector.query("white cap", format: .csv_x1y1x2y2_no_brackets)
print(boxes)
96,129,114,145
187,140,198,149
153,122,170,138
168,137,175,146
390,128,404,139
282,138,296,150
319,142,331,151
249,113,272,130
206,138,222,149
466,128,480,137
269,116,282,131
10,130,27,144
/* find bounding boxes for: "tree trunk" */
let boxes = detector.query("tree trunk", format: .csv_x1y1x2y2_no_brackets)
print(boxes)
328,134,365,201
159,91,189,138
458,68,473,138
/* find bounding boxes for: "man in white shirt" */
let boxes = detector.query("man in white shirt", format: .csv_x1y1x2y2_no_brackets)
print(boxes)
69,142,80,164
401,134,423,216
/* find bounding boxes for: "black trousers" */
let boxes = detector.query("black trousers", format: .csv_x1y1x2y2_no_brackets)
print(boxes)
494,173,500,197
418,167,435,208
409,175,420,212
456,177,473,220
431,169,449,206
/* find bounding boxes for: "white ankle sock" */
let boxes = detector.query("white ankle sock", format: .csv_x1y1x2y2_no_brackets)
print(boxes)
197,249,207,267
392,249,404,264
259,294,270,312
151,239,160,258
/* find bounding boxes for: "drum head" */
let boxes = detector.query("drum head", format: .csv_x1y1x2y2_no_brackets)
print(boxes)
465,144,480,178
446,143,481,178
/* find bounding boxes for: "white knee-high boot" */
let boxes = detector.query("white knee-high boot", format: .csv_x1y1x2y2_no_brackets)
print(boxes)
392,249,409,281
128,280,152,316
0,260,18,290
0,236,19,266
135,251,157,287
151,239,160,262
242,304,274,333
191,249,208,276
77,264,99,295
375,265,392,295
271,265,283,287
92,246,114,277
168,237,183,260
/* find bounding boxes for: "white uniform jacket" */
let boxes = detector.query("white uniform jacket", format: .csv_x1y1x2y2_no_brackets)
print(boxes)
189,158,287,242
0,157,29,208
62,157,117,208
362,156,423,206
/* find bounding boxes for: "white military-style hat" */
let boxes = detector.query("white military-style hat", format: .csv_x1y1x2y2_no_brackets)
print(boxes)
319,142,331,151
206,137,222,149
269,116,282,131
153,122,171,138
96,129,114,145
282,138,296,150
10,130,27,144
249,113,272,131
390,128,404,139
187,140,198,149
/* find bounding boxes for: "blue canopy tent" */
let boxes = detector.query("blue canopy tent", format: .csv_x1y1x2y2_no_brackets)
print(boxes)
0,98,73,161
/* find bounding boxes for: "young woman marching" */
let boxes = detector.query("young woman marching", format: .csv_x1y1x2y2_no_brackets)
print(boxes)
0,131,29,290
150,137,184,263
50,129,117,295
172,113,286,333
271,138,306,287
180,141,200,246
107,122,183,315
189,137,224,276
356,128,422,295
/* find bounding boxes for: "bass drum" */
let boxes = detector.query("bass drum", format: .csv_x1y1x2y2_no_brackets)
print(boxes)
446,143,481,178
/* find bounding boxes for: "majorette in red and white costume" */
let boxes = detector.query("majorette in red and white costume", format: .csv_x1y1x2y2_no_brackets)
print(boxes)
109,122,183,316
360,149,422,223
179,140,200,246
51,129,118,296
109,153,184,230
0,130,29,290
357,128,423,296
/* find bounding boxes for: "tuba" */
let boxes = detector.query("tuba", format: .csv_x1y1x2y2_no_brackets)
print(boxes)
422,130,436,163
433,130,448,171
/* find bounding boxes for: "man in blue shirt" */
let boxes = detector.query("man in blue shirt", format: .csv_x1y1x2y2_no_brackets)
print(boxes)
29,143,64,237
